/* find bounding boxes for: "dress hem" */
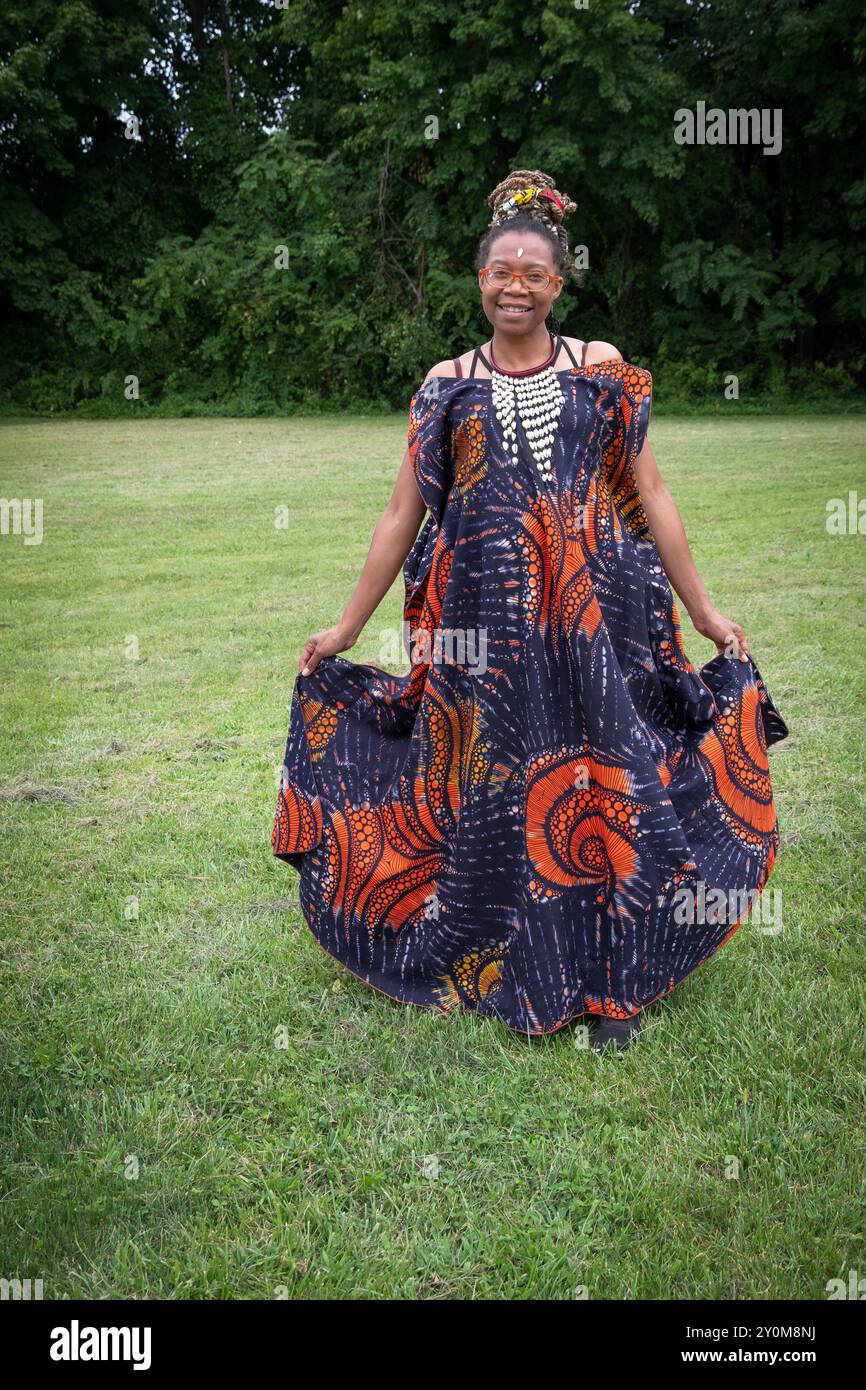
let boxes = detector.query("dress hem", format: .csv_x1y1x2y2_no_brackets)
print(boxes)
284,847,775,1037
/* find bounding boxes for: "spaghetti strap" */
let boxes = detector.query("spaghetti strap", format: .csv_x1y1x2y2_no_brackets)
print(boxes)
452,356,463,379
558,336,581,369
580,339,588,366
470,345,487,377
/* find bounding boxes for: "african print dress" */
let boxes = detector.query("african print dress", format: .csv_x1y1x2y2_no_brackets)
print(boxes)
271,358,788,1033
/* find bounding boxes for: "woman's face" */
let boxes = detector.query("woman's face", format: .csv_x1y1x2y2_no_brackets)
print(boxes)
478,229,563,335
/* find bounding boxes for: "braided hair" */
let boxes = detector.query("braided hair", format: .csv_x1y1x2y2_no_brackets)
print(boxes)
474,170,578,333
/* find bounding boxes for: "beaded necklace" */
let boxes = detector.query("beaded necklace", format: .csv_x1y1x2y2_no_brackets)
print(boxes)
489,330,565,485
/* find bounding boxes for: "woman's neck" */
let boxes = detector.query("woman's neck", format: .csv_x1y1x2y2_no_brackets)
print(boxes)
488,327,555,374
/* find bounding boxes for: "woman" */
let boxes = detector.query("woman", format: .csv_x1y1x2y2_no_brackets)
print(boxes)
272,169,787,1053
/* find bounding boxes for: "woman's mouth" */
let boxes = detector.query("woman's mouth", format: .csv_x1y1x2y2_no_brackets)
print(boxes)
497,304,532,316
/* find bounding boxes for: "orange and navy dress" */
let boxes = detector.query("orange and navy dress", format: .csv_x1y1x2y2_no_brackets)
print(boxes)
271,339,788,1033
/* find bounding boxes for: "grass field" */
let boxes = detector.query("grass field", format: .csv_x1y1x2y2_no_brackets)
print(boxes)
1,412,864,1300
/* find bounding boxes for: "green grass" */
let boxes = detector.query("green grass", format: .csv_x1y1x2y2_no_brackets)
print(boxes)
1,413,864,1300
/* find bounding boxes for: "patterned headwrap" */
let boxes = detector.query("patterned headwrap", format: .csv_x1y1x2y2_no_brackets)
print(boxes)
491,186,567,226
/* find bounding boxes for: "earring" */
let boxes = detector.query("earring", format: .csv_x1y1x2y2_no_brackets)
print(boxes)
546,307,562,335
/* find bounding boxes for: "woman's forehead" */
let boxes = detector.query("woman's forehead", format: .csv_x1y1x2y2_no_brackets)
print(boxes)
488,232,554,266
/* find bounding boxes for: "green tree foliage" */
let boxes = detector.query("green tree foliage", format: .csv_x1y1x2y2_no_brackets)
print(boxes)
1,0,864,412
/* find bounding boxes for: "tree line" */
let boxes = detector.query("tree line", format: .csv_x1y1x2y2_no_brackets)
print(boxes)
1,0,864,414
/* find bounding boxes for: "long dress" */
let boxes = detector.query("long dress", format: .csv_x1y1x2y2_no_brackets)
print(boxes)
271,338,789,1034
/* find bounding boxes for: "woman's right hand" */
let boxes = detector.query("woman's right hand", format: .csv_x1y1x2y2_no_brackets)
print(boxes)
299,624,358,677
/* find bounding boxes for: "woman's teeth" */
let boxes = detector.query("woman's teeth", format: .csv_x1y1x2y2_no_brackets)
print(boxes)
499,305,530,314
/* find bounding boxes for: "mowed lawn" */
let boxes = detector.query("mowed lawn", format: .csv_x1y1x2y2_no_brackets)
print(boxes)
1,411,864,1300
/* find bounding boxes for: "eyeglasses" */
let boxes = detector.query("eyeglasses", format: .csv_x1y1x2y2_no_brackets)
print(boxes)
480,267,562,291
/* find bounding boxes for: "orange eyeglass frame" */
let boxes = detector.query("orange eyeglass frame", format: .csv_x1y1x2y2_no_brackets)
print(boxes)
479,267,563,290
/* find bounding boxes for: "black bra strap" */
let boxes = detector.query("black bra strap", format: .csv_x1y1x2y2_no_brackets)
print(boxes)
471,345,489,376
559,336,581,368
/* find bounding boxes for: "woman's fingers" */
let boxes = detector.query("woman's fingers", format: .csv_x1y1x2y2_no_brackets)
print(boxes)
298,626,354,678
732,623,749,661
720,624,749,661
704,610,750,662
299,636,318,676
722,628,750,658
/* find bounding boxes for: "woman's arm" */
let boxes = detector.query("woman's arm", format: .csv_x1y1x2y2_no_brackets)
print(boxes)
299,444,427,675
299,363,456,676
634,435,750,660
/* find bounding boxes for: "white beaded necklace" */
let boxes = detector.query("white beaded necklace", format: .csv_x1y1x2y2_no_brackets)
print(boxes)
489,335,565,485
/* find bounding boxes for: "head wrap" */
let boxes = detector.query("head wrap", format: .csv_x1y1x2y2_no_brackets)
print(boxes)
490,186,567,226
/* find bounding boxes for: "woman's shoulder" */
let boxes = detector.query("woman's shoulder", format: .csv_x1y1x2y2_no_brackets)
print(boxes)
409,364,460,421
579,339,622,366
421,358,461,386
418,340,647,383
446,339,625,372
579,342,652,394
430,340,625,378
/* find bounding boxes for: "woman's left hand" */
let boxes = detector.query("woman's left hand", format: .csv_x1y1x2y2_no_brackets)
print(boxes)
691,608,750,660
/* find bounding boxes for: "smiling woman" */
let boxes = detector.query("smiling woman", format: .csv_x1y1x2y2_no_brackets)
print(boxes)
272,168,789,1055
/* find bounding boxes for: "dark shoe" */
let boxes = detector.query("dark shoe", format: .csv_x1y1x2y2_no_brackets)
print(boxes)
591,1014,643,1054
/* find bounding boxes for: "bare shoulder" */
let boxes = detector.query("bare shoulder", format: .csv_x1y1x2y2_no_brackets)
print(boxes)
584,340,623,365
422,359,459,386
559,336,623,366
